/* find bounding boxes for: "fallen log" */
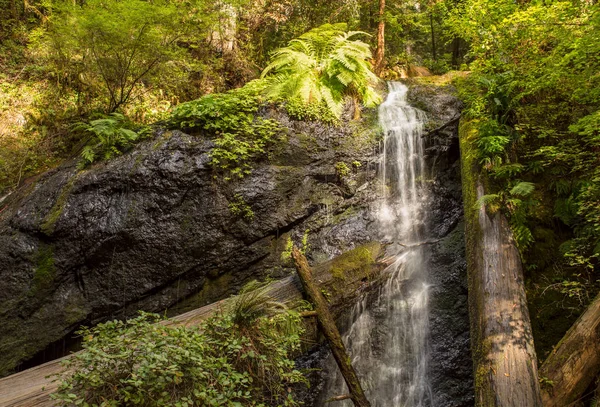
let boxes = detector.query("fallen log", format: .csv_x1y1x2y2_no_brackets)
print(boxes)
0,242,386,406
460,120,542,406
539,294,600,407
292,246,371,407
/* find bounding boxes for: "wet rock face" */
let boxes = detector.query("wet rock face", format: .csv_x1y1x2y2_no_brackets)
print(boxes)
426,163,474,407
297,84,473,407
0,112,381,376
415,82,474,406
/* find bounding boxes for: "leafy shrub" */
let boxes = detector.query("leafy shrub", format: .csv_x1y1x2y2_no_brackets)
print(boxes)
41,0,184,113
76,113,145,167
52,287,306,407
283,97,339,124
169,80,282,180
335,162,350,178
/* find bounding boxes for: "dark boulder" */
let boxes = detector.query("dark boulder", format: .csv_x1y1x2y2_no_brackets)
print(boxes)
0,111,381,376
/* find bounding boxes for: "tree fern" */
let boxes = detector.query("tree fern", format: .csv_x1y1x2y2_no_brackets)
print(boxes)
261,23,381,119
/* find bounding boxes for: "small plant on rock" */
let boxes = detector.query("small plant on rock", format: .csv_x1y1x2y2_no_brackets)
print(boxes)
76,113,143,167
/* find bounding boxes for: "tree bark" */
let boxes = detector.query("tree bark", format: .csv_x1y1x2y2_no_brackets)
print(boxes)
539,294,600,407
326,394,352,403
460,120,542,407
291,246,371,407
430,12,437,61
373,0,385,75
451,37,460,68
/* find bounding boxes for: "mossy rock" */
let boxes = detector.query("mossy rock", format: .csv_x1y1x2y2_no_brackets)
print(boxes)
30,244,56,295
313,242,384,308
40,177,76,235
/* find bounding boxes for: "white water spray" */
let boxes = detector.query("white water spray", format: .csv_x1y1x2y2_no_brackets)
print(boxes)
318,82,432,406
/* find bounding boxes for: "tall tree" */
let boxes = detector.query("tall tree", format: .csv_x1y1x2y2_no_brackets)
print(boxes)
43,0,186,112
373,0,385,75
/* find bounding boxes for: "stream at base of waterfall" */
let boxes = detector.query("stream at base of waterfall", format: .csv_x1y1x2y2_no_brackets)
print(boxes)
318,82,433,407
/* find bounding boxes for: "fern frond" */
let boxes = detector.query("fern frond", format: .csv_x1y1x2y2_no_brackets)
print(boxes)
474,193,501,210
510,181,535,196
260,23,381,119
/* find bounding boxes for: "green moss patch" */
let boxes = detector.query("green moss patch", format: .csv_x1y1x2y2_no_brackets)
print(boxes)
31,245,56,294
40,177,76,235
327,242,381,281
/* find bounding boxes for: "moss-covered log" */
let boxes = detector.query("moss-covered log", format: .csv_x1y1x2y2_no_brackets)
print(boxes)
539,294,600,407
292,246,371,407
0,242,386,407
459,120,542,406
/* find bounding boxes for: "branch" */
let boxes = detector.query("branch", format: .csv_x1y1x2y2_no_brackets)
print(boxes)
326,394,352,403
422,114,461,138
292,247,371,407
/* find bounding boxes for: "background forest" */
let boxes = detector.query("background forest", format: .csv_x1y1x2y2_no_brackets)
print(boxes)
0,0,599,374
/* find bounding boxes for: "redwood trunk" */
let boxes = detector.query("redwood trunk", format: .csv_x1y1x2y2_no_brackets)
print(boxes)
460,120,543,406
539,294,600,407
292,247,371,407
373,0,385,75
468,181,543,406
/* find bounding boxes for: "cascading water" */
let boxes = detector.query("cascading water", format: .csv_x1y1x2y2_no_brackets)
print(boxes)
318,82,433,406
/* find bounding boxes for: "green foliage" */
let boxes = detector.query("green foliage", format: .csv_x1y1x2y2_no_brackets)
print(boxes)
474,193,501,214
509,182,535,197
228,193,254,221
261,23,381,119
452,0,600,312
170,81,282,180
39,0,186,113
280,236,294,264
53,299,305,406
301,229,310,255
283,97,339,124
75,113,142,167
334,161,350,178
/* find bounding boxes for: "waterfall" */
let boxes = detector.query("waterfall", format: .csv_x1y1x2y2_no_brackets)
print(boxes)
318,82,433,406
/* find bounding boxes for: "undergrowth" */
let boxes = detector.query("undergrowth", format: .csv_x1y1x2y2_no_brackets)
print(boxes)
52,283,306,407
455,71,600,318
75,113,151,168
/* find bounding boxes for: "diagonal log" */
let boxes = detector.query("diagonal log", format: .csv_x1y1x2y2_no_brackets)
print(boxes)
292,246,371,407
539,294,600,407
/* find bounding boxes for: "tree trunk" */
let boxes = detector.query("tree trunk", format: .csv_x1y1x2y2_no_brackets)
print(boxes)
430,12,437,61
451,37,460,68
539,294,600,407
373,0,385,75
291,246,371,407
460,120,543,407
